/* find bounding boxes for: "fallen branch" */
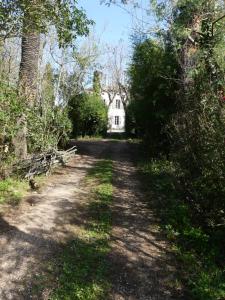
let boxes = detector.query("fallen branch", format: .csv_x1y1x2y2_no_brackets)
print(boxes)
13,146,77,179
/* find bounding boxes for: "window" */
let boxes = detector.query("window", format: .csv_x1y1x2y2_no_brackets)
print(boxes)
115,116,120,125
116,99,120,109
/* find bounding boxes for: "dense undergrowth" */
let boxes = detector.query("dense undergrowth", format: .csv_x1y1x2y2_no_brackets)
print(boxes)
128,2,225,298
139,157,225,300
0,81,71,177
49,159,113,300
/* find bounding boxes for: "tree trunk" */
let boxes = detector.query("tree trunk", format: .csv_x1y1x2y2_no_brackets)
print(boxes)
19,31,41,105
15,4,41,159
12,114,28,159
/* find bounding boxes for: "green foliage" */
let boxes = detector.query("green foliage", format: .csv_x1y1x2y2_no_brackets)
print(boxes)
127,37,178,154
69,93,108,137
0,82,26,168
93,70,101,97
128,3,225,297
50,160,113,300
0,0,93,160
26,63,72,152
128,2,225,297
0,0,93,47
0,80,71,160
0,82,24,141
139,158,225,300
27,106,72,152
0,178,27,205
165,1,225,229
41,63,55,108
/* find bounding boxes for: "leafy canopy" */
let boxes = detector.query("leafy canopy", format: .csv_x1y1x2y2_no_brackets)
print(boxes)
0,0,94,47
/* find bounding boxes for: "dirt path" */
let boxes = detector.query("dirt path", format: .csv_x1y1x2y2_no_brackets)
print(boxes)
107,142,180,300
67,141,181,299
0,140,180,300
0,141,107,300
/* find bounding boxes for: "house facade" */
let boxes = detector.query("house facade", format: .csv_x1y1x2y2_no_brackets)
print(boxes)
101,91,126,133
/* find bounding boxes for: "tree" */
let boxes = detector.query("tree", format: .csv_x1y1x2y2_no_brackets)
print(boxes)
93,70,101,96
69,93,107,137
40,63,55,111
0,0,93,158
128,37,178,153
149,0,225,228
17,0,93,105
18,1,41,104
101,1,134,6
0,1,23,40
60,32,101,102
103,42,129,109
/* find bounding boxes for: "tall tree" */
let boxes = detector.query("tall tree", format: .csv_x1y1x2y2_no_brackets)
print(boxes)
151,0,225,225
60,32,101,102
0,0,93,158
93,70,101,96
0,0,93,104
19,0,41,104
103,43,129,109
128,37,178,152
19,0,92,104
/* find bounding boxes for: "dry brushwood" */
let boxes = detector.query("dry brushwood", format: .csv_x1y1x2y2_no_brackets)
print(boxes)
13,146,77,179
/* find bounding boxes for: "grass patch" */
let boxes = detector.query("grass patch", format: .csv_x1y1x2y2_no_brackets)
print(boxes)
0,178,27,205
49,160,113,300
138,159,225,300
77,136,104,141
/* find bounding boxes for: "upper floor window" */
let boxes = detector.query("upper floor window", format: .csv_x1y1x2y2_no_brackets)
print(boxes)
116,99,121,109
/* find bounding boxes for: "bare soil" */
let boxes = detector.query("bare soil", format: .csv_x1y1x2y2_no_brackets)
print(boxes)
107,142,182,300
0,140,182,300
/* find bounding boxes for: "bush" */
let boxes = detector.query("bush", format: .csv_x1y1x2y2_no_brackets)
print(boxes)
0,82,24,147
0,81,72,163
27,105,72,152
69,92,108,137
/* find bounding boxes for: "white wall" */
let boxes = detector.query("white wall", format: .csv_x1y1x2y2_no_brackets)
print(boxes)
101,91,126,133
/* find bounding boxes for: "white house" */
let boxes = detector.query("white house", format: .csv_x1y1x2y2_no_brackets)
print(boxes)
101,91,126,133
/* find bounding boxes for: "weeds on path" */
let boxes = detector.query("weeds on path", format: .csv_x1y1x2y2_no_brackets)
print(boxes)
0,178,27,206
50,160,113,300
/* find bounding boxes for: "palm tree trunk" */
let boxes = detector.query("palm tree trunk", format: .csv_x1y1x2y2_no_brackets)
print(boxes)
15,5,41,159
19,31,41,105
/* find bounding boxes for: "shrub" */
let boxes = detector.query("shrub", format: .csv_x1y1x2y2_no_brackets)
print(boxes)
69,92,108,137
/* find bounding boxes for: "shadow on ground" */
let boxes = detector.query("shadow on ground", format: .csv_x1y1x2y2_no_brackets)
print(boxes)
0,140,184,300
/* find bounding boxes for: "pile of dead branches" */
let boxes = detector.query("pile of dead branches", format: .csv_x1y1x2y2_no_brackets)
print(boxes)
13,146,77,179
